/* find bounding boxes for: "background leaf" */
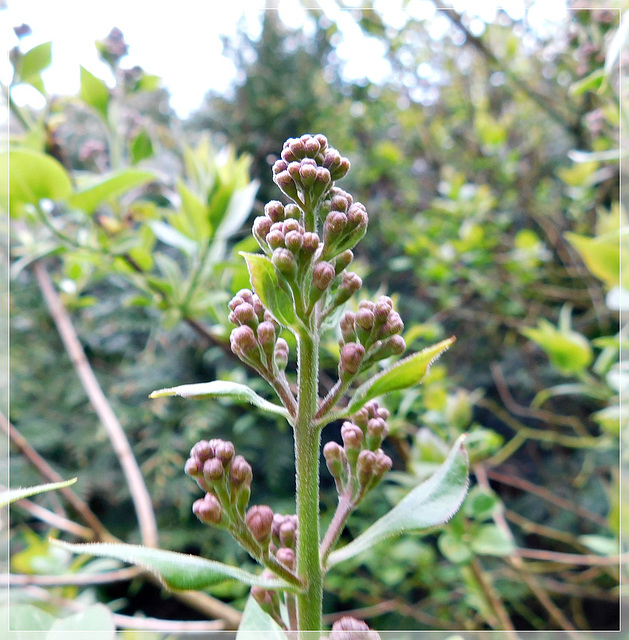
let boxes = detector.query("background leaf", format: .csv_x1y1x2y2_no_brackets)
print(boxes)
236,595,288,638
80,66,110,119
1,478,77,507
327,434,469,567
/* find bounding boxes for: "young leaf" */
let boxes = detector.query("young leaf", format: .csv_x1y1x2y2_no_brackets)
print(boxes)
240,252,298,328
237,595,288,638
346,337,455,415
19,41,52,94
69,169,156,214
80,66,110,119
1,149,72,217
326,434,469,568
53,541,300,592
149,380,290,420
1,478,77,508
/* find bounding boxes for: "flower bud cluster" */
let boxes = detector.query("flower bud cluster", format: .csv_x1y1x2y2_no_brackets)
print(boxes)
320,188,369,261
228,289,289,374
186,439,252,526
272,134,350,206
323,401,392,501
320,616,382,640
338,296,405,377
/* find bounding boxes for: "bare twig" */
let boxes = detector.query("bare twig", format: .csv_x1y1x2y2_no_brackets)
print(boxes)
32,260,159,548
516,548,628,567
1,413,112,540
8,496,93,539
9,568,143,587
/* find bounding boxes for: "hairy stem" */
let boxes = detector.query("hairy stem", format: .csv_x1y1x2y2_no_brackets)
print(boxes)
320,493,354,566
294,331,323,633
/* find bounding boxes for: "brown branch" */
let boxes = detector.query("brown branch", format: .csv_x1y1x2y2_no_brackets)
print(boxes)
9,567,143,587
516,548,628,567
484,468,609,528
33,260,159,548
9,496,94,539
1,413,112,540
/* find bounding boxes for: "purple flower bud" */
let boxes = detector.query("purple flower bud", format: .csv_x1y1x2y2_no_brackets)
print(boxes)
251,583,281,622
366,417,388,450
357,449,377,487
274,338,289,371
352,407,369,429
313,261,336,291
284,230,303,253
246,505,274,543
281,142,298,163
253,216,273,246
190,440,215,463
230,325,258,358
303,137,320,157
284,203,301,220
340,342,365,376
301,232,320,255
203,457,224,482
279,518,298,549
272,160,288,176
282,219,301,234
340,311,356,344
379,312,404,337
312,167,332,199
266,229,285,251
347,203,368,230
272,247,297,277
374,450,393,478
193,493,222,525
276,546,295,569
274,171,299,200
334,250,354,275
230,455,253,488
232,302,258,328
324,441,348,489
257,321,276,357
314,134,328,150
330,195,349,212
323,149,342,170
355,308,375,332
185,457,201,478
333,272,362,306
330,616,381,640
228,295,244,311
214,440,235,465
289,138,306,159
265,200,285,222
299,162,317,186
325,211,348,237
287,161,302,180
341,421,364,449
331,157,351,180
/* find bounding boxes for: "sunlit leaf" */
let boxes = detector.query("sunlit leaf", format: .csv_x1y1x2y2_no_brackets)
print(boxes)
1,478,77,508
1,149,73,217
327,435,469,567
149,380,290,420
346,337,455,415
130,129,154,164
54,541,299,592
80,66,110,119
240,252,298,328
46,604,115,638
566,231,623,288
69,169,156,214
236,595,288,638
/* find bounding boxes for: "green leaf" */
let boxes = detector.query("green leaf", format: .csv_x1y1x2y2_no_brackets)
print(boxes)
80,66,110,119
54,541,299,592
470,524,515,557
565,231,622,288
327,434,469,567
175,179,210,239
237,595,288,638
0,149,73,217
46,604,115,638
0,478,77,507
149,380,290,420
346,337,456,415
4,603,56,631
69,169,156,214
438,530,473,564
240,252,298,328
130,129,154,164
147,220,197,255
19,42,52,94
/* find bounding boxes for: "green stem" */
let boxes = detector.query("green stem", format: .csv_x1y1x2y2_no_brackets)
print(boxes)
294,330,323,633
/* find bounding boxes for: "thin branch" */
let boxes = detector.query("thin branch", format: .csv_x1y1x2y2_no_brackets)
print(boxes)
9,496,94,539
1,413,112,540
32,260,159,548
9,568,143,587
484,468,609,528
516,548,627,567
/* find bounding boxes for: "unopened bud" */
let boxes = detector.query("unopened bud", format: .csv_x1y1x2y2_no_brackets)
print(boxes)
330,616,381,639
274,171,299,201
203,457,224,482
289,138,306,159
366,418,388,451
302,231,320,255
324,441,348,490
331,156,351,180
253,216,273,248
214,440,235,465
230,325,259,361
284,229,303,253
193,493,223,525
374,450,393,478
274,338,289,371
279,519,298,549
276,546,295,570
251,583,282,624
272,160,288,176
313,261,336,291
257,321,276,358
230,455,253,488
340,311,356,344
380,311,404,337
340,342,365,376
334,272,362,306
341,421,364,452
284,203,301,220
355,307,375,332
272,247,297,277
303,136,320,157
246,505,274,544
357,449,377,487
265,200,285,222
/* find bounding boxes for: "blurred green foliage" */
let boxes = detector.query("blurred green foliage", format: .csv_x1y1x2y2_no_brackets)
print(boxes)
3,3,625,633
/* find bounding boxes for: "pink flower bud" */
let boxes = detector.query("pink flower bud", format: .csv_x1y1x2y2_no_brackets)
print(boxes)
193,493,222,525
272,160,288,176
284,230,303,253
246,505,274,543
334,250,354,275
257,321,276,356
265,200,285,222
313,261,336,291
287,161,302,180
330,616,380,639
341,421,364,449
230,325,258,359
276,546,295,569
355,308,375,332
229,455,253,488
274,338,289,371
302,232,320,255
303,136,320,157
357,449,377,487
253,216,272,244
272,247,297,277
340,342,365,375
203,457,224,482
299,162,317,186
284,203,301,219
214,440,235,465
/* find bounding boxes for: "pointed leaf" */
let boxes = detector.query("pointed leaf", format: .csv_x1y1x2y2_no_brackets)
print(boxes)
80,66,110,119
54,541,299,592
147,220,197,255
1,478,77,507
327,435,469,567
240,252,297,328
1,149,72,216
237,595,288,638
149,380,290,420
69,169,156,214
346,337,455,415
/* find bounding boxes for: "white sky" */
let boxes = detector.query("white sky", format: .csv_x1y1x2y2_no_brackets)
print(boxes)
1,0,568,118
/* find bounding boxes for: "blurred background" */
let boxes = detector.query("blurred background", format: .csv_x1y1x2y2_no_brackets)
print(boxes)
3,0,627,635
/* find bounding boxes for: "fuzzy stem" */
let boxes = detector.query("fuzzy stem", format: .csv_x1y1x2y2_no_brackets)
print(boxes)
320,493,354,567
294,330,323,633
